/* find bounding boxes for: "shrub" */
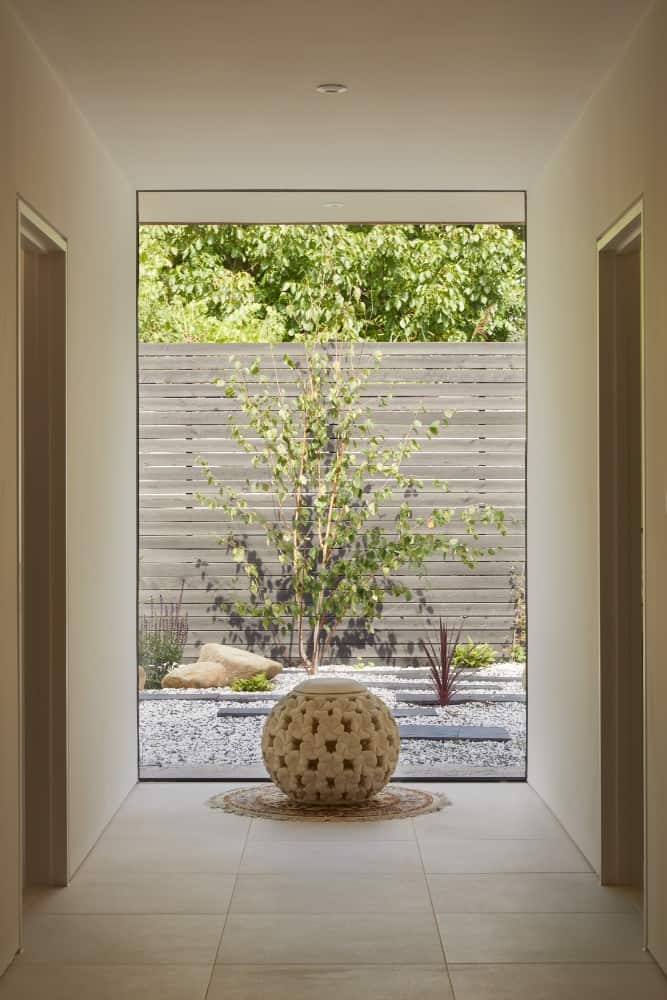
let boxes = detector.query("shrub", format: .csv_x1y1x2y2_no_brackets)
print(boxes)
139,632,184,669
420,619,465,706
139,586,189,667
230,672,273,692
452,639,496,669
507,642,526,664
143,664,173,690
351,657,374,670
506,565,527,663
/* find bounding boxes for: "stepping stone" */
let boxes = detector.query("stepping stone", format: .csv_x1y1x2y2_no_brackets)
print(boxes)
398,691,445,705
217,706,271,717
140,690,283,703
455,678,519,687
366,680,519,693
366,680,432,691
140,690,229,702
393,707,437,718
398,691,525,705
397,724,511,742
458,724,512,741
454,692,525,704
212,691,282,702
216,705,438,719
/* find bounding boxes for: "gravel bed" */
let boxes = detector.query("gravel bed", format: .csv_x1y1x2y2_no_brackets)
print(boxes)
139,663,526,776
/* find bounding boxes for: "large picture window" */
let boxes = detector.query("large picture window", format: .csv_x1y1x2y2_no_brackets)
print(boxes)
137,217,526,780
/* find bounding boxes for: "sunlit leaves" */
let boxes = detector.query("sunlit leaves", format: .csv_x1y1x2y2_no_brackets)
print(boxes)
139,223,525,344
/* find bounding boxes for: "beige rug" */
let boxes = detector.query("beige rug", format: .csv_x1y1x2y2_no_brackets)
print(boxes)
207,784,449,822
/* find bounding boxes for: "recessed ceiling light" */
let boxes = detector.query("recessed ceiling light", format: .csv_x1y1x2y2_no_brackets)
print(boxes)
317,83,348,95
322,201,344,209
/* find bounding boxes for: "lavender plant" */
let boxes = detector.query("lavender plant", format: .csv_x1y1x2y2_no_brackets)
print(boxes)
139,584,189,687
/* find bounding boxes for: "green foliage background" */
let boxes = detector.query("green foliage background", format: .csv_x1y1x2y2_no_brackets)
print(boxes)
139,223,525,344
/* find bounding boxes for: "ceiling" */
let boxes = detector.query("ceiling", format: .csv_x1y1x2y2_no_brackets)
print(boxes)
11,0,649,191
138,190,526,224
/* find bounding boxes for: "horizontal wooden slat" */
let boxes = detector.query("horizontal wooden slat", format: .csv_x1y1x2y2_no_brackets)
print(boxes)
139,520,524,538
139,342,526,663
139,414,526,431
139,341,526,356
181,628,514,645
139,589,514,608
139,557,523,575
141,442,526,460
140,574,515,591
141,494,524,511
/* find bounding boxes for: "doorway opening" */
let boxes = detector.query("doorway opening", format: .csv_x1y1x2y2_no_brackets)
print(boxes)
598,202,644,894
18,201,69,888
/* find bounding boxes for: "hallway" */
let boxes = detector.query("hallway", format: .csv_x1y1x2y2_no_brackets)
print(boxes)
2,782,664,999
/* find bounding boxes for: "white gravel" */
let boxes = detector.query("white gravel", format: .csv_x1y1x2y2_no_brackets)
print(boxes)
139,663,526,777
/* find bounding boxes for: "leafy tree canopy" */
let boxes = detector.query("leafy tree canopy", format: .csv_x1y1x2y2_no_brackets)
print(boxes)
139,223,525,344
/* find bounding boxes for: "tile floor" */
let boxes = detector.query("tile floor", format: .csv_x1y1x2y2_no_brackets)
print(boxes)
2,781,666,999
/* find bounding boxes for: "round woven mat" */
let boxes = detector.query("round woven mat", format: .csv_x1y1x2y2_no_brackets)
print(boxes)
207,784,448,822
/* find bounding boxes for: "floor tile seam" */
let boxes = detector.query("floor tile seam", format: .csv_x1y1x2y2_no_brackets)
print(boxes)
18,959,218,966
434,910,644,917
525,783,597,855
4,961,219,969
222,910,444,919
424,872,603,878
234,872,426,879
213,959,450,966
203,914,226,999
75,868,245,876
207,962,450,969
25,910,236,917
411,816,457,996
448,958,659,972
423,869,595,875
28,877,238,888
226,908,434,915
205,819,253,997
415,834,571,841
246,835,418,842
237,868,424,875
248,837,418,843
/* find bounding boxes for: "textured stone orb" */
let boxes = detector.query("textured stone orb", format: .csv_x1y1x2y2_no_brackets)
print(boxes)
262,677,400,804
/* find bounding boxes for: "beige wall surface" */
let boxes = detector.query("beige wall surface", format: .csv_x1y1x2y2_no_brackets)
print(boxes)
527,0,667,969
0,1,136,973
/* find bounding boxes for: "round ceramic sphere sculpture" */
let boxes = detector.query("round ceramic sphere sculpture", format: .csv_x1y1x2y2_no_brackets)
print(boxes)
261,676,400,804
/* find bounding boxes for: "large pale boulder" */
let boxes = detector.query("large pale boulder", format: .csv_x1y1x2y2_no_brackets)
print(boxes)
197,643,282,682
162,661,230,689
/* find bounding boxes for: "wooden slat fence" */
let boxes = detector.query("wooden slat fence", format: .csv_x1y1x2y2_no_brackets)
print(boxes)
139,342,526,665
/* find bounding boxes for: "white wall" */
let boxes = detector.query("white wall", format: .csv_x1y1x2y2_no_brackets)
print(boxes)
527,0,667,969
0,1,137,973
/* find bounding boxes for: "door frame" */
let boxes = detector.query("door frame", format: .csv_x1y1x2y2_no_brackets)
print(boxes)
16,198,70,893
596,198,646,909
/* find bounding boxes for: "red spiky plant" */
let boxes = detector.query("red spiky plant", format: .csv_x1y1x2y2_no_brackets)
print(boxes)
420,619,464,706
